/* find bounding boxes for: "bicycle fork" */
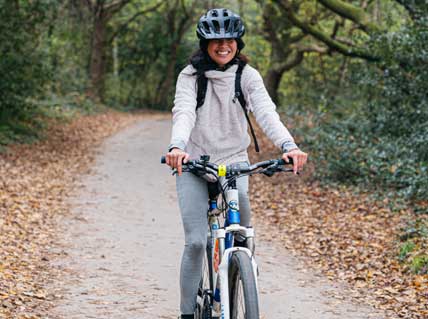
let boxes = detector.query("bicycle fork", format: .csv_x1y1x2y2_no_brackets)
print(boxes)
209,183,259,319
211,227,258,319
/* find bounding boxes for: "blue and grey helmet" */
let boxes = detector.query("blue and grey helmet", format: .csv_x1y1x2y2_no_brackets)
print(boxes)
196,8,245,40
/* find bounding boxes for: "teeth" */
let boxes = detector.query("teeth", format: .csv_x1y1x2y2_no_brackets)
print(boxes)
217,51,230,55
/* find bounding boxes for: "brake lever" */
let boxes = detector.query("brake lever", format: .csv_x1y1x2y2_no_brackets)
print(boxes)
261,165,297,177
261,164,278,177
278,167,295,173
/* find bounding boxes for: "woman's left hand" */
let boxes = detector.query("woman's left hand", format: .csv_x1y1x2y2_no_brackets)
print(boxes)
283,149,308,174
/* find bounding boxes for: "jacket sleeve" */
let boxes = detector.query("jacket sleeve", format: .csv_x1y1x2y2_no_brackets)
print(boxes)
168,69,197,151
244,67,298,153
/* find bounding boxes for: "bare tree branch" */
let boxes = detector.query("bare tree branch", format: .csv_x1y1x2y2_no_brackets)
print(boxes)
275,0,379,61
109,1,163,42
289,32,307,43
317,0,380,33
104,0,133,20
291,43,329,54
278,50,305,73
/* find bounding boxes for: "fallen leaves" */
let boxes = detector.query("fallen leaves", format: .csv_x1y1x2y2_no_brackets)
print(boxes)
0,110,155,317
249,122,428,319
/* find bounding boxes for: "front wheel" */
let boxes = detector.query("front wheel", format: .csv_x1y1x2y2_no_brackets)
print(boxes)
228,250,259,319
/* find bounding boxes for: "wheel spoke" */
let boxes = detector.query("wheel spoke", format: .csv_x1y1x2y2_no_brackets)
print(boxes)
236,274,245,318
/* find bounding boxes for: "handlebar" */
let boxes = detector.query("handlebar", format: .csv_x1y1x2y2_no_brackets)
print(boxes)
161,155,294,178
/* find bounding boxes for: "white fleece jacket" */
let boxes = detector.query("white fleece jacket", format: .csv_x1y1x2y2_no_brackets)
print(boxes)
169,63,298,165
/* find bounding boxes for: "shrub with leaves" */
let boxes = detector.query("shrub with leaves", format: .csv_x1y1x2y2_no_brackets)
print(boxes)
0,0,54,143
306,18,428,212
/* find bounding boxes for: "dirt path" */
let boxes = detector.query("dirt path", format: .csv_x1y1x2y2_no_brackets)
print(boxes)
50,118,386,318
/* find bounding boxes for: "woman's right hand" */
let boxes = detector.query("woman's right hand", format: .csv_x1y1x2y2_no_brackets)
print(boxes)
165,148,190,176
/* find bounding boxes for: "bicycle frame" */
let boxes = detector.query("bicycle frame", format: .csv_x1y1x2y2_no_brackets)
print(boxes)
208,184,258,319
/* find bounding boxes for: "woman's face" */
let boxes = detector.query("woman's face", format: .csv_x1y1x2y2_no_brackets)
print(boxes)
207,39,238,67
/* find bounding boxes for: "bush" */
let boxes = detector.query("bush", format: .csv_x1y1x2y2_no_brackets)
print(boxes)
305,19,428,212
0,1,56,143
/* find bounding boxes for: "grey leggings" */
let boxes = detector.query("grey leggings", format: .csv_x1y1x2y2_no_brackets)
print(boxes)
176,172,251,314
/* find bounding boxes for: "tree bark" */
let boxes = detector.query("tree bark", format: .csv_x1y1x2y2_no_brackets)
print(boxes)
85,0,132,102
265,51,305,104
317,0,380,33
265,68,282,105
260,1,307,104
156,42,179,109
88,14,108,102
275,0,379,61
154,0,197,109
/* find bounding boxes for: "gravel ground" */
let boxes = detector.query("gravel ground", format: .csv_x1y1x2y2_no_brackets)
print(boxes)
49,118,386,319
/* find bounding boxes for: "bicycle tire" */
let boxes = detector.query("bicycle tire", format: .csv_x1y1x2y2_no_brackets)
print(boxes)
228,250,259,319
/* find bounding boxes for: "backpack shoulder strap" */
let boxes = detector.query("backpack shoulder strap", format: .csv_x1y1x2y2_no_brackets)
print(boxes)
234,61,260,153
196,70,208,109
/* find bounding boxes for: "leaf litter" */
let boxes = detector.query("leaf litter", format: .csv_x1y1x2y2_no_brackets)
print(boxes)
1,111,426,319
249,120,427,319
0,110,154,318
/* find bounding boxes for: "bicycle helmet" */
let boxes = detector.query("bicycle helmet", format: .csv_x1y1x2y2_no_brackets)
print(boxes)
196,8,245,40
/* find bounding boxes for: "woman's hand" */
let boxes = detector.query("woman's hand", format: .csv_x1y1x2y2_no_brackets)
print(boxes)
165,148,190,176
283,149,308,174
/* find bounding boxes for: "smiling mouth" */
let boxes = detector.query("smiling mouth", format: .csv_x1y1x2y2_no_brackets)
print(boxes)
215,50,231,56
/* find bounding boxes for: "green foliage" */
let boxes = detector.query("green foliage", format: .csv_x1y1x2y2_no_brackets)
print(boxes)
397,218,428,273
298,19,428,211
43,3,91,95
0,0,60,144
411,255,428,275
398,240,415,262
106,11,177,108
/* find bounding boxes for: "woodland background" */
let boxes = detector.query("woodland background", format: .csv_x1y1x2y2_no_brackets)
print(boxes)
0,0,427,317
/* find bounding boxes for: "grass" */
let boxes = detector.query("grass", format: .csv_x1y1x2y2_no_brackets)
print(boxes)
398,218,428,274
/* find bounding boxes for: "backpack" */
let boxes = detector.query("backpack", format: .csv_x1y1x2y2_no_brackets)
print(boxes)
195,60,260,152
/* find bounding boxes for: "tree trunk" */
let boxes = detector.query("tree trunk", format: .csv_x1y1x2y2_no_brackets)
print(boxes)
88,15,107,102
265,68,283,105
155,42,178,109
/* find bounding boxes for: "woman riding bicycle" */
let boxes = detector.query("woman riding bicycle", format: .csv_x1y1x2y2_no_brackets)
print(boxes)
165,8,308,319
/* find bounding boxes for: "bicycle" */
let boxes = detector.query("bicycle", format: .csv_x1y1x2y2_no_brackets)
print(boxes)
161,155,294,319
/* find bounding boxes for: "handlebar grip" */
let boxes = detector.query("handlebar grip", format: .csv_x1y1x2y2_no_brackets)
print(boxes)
280,157,294,165
161,156,166,164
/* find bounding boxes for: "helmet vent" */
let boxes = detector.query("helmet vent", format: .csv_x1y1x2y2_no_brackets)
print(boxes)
224,19,230,33
202,21,211,34
212,20,220,33
212,9,218,17
223,9,229,16
233,20,240,32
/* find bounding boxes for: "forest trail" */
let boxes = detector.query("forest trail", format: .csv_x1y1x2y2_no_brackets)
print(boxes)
50,118,386,319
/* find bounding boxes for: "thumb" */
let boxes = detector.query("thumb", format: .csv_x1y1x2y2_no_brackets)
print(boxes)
183,154,190,164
